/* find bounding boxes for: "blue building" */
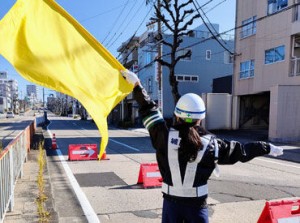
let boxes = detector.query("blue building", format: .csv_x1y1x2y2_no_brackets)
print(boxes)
137,24,234,119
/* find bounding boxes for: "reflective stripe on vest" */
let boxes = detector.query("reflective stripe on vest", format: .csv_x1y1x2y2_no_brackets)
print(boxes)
162,182,208,198
165,129,212,197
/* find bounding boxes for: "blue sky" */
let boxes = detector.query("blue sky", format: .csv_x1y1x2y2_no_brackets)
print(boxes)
0,0,236,99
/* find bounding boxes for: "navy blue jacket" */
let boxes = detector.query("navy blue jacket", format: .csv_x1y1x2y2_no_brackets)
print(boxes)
133,85,271,207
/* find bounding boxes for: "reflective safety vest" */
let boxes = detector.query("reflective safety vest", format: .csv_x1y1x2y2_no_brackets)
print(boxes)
162,129,219,197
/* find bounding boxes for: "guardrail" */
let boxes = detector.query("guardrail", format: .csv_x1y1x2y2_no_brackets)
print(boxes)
0,121,34,223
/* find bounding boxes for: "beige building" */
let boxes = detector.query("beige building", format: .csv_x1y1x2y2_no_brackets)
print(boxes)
233,0,300,142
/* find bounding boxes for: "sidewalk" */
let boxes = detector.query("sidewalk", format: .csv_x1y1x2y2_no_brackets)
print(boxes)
3,127,58,223
4,149,40,223
4,149,58,223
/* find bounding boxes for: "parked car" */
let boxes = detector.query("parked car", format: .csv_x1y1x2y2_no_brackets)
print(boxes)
6,111,15,118
19,111,25,116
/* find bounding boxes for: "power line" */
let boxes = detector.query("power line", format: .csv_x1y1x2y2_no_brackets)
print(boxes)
79,1,136,23
102,0,131,45
163,1,300,59
192,0,235,55
115,1,157,61
114,5,153,57
106,0,151,49
193,0,228,46
205,0,227,14
136,2,300,72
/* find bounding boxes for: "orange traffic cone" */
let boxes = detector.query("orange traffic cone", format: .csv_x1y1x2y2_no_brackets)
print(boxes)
100,151,109,160
52,133,57,150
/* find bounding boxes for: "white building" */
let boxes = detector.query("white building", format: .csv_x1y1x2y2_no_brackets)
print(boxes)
0,72,17,112
26,84,38,98
26,84,38,106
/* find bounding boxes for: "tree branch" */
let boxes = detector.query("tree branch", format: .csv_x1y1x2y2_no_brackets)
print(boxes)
154,5,174,32
161,39,173,48
162,0,175,23
178,30,192,37
178,0,193,11
175,50,191,63
156,58,171,67
178,14,200,32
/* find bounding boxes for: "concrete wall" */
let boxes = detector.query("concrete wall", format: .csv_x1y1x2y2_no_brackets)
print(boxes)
269,85,300,142
204,93,232,130
234,0,300,97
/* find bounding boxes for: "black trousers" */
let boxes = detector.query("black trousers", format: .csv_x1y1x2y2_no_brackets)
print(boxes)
162,198,209,223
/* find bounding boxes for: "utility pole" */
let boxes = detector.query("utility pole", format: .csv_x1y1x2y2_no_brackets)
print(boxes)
157,0,163,114
43,87,45,108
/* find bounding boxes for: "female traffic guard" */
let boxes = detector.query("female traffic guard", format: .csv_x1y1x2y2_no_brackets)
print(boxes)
122,69,283,223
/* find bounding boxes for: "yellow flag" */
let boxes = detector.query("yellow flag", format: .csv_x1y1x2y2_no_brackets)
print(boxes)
0,0,133,159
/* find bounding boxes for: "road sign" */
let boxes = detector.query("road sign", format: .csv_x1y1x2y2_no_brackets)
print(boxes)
68,144,98,161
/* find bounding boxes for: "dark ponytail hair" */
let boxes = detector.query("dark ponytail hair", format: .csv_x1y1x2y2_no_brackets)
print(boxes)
175,122,204,162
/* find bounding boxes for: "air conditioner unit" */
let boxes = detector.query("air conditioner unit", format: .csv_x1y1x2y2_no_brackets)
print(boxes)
295,42,300,48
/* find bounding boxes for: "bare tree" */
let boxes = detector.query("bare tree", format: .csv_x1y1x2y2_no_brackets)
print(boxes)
152,0,200,103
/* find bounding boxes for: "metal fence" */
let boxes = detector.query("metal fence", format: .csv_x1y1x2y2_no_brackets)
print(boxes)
0,122,34,223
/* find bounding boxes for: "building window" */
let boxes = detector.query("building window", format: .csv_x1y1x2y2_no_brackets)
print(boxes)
176,48,192,60
206,50,211,60
241,16,257,38
265,45,285,64
176,74,199,82
268,0,288,14
177,76,184,81
145,52,152,65
293,0,300,21
240,60,255,79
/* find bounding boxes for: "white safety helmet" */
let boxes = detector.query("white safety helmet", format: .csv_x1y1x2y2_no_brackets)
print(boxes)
174,93,206,123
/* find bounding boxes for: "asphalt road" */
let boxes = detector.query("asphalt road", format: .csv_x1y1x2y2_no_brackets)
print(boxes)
41,113,300,223
1,112,300,222
0,111,36,148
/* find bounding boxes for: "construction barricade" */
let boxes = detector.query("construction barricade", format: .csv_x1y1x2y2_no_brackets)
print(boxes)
257,199,300,223
137,163,162,189
68,144,98,161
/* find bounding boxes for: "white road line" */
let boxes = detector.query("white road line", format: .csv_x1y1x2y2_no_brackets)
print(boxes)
109,138,140,151
65,125,139,151
47,122,100,223
256,157,300,169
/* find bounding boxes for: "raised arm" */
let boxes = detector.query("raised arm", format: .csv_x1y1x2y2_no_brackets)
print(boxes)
217,139,283,165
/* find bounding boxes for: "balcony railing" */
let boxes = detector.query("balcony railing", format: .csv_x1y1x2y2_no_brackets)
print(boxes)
190,30,234,41
290,57,300,76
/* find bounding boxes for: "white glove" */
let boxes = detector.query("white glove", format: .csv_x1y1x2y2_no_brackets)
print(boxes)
121,69,139,86
269,143,284,157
